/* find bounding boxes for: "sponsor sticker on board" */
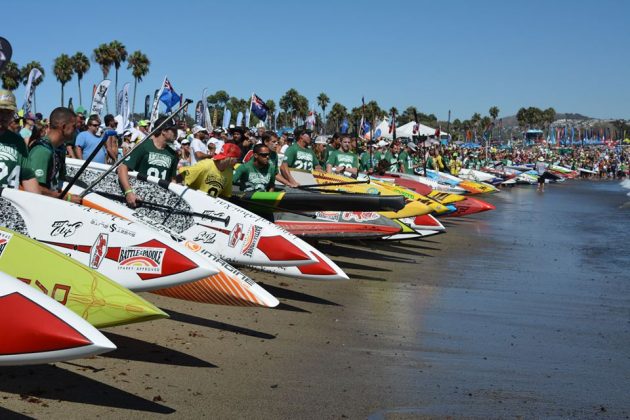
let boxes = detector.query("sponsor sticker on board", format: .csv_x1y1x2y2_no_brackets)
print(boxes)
241,225,262,257
0,230,13,258
89,233,108,269
117,247,165,273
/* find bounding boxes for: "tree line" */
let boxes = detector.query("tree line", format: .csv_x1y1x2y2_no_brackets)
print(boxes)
0,40,150,113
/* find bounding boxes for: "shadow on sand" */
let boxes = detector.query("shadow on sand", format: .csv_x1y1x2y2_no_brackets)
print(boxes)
0,365,175,414
102,333,216,368
167,309,277,339
259,283,341,306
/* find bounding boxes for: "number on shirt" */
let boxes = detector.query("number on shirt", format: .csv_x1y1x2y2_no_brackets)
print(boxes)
0,163,20,188
147,167,168,180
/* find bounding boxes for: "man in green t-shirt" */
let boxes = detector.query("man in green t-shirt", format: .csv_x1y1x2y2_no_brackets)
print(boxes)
398,142,418,174
383,142,402,173
118,116,179,208
28,107,81,203
233,144,277,192
0,89,39,193
326,134,359,177
280,129,321,186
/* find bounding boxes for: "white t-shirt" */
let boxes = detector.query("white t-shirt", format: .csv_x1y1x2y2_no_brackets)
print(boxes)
190,137,209,164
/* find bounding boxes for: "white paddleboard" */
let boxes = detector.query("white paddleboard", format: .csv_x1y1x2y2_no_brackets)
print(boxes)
0,189,216,292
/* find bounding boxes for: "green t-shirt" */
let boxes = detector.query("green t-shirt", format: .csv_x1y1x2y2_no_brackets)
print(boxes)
383,151,400,172
326,150,359,169
0,129,35,188
28,137,66,190
284,143,319,171
359,151,380,171
233,160,278,192
398,151,416,174
123,138,178,180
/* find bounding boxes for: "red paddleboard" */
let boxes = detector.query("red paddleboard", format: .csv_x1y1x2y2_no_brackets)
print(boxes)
376,174,433,196
440,197,495,218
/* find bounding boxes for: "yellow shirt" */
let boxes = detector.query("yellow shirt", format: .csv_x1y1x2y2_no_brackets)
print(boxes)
178,159,233,198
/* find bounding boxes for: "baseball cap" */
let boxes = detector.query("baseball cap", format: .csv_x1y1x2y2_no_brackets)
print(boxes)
181,138,190,145
377,140,388,147
192,125,208,135
0,90,17,111
213,143,241,160
138,120,149,127
407,142,417,151
314,135,328,145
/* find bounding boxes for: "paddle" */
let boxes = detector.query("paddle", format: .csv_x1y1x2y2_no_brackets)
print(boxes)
59,132,112,200
297,179,370,189
77,99,193,199
228,196,317,219
91,190,231,226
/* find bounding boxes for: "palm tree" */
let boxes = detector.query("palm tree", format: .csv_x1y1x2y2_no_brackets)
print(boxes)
71,52,90,107
53,54,74,106
316,92,329,132
1,61,20,90
93,43,114,112
20,61,45,112
109,40,128,112
127,50,150,115
265,99,276,127
489,106,500,121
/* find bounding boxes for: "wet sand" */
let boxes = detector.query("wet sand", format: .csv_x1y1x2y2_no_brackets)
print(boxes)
1,180,629,418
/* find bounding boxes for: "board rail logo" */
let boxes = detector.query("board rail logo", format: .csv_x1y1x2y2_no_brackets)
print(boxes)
0,230,13,258
117,247,165,273
228,223,245,248
241,225,262,257
89,233,108,269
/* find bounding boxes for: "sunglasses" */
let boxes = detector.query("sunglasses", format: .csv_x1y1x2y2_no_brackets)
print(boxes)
257,153,270,157
89,123,100,127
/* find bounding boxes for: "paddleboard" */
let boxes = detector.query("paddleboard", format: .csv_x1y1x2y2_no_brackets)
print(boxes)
273,211,402,239
0,189,216,292
439,197,496,218
0,271,116,366
0,227,167,327
67,185,279,308
248,249,349,280
66,159,318,267
399,173,468,194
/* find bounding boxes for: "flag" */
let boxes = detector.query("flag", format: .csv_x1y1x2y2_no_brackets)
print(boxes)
340,118,349,134
305,110,316,130
195,101,203,126
120,83,130,129
144,94,150,119
159,78,180,112
222,107,231,128
22,67,42,115
67,97,73,111
236,111,243,127
360,119,371,137
201,88,212,131
89,79,111,118
117,89,123,116
244,108,251,128
250,93,268,121
149,77,165,130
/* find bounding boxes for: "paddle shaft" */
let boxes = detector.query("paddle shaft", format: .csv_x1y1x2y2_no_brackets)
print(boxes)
78,99,193,198
297,179,370,189
59,134,110,199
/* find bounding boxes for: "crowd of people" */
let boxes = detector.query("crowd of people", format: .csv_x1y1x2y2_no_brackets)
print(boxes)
1,88,627,209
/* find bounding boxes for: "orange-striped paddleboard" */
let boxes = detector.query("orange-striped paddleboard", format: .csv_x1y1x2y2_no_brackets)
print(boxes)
71,186,279,308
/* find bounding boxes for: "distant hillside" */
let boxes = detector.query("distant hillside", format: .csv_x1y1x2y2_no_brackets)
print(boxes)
499,112,592,129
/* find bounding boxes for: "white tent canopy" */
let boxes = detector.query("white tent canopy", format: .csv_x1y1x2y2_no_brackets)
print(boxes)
371,119,449,140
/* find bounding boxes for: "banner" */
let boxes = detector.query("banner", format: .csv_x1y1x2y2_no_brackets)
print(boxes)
201,88,212,131
158,78,180,112
120,82,130,129
0,37,12,73
222,107,231,129
116,89,124,117
195,100,203,126
244,108,250,128
89,79,111,118
149,76,167,130
22,67,42,115
236,111,243,127
68,97,73,111
144,94,150,119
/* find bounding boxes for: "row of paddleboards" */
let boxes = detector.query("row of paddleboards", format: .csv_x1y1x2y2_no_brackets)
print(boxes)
1,158,500,365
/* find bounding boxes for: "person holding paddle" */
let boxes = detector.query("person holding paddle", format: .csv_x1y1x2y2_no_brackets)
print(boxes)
118,115,179,208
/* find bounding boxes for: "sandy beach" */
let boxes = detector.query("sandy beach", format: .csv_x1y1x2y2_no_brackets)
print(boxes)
1,180,629,419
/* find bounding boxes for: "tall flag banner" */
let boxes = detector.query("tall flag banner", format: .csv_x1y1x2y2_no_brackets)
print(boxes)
360,119,371,138
144,94,150,119
0,37,12,73
305,110,316,130
340,118,349,134
68,97,73,111
159,78,180,112
244,108,251,128
195,100,203,126
89,79,111,118
250,93,269,121
236,111,243,127
274,110,279,131
389,110,397,139
201,88,211,130
22,67,42,115
222,107,231,129
120,82,130,129
413,109,419,135
116,89,124,117
149,76,167,130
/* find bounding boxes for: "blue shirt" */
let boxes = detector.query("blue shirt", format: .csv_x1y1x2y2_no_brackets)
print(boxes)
75,131,106,163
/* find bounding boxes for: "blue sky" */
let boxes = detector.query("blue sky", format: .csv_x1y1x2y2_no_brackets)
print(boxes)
3,0,629,121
